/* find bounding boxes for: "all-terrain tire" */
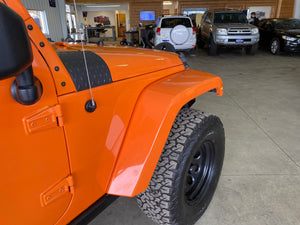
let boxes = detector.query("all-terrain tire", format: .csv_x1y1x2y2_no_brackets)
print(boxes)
137,108,225,225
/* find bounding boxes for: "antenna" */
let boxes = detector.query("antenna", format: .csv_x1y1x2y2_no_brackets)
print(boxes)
73,0,95,108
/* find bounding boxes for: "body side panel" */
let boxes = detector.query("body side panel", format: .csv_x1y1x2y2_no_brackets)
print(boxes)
55,66,184,225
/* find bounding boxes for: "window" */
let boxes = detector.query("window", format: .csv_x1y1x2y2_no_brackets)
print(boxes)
202,13,207,22
183,8,206,16
28,10,49,35
258,20,266,27
214,12,248,24
161,18,192,28
275,19,300,30
66,4,71,13
204,12,212,23
65,4,77,34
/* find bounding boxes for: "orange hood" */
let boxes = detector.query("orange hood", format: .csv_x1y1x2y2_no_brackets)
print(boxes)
54,43,184,82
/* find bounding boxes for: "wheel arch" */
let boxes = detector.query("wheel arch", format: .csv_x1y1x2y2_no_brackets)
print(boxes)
107,69,223,197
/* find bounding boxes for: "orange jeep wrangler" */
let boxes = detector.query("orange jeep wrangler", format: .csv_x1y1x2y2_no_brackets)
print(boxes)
0,1,225,225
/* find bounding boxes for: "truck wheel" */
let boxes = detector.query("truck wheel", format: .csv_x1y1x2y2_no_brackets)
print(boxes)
208,37,218,56
270,38,280,55
246,43,258,55
197,33,205,49
154,43,176,52
137,108,225,225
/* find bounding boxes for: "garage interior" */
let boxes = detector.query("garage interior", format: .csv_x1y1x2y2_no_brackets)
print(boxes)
20,0,299,42
16,0,300,224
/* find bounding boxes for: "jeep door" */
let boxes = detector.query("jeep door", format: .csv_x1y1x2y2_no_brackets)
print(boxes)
0,25,72,225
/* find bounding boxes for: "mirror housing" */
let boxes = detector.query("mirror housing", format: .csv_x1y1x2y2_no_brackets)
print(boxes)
0,3,33,80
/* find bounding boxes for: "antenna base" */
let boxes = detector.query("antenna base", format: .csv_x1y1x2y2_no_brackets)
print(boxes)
85,100,97,113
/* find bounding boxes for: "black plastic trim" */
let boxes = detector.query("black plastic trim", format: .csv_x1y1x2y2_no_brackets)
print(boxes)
68,195,118,225
57,51,112,92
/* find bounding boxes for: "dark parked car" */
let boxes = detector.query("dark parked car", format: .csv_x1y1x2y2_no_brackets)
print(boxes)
259,18,300,54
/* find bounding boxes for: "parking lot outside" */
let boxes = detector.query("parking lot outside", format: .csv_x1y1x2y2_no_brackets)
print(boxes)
90,49,300,225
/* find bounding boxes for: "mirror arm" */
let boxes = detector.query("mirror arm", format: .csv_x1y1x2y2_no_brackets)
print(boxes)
14,66,39,105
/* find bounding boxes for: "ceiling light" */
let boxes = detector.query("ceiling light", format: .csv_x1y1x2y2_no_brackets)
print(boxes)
163,1,173,5
86,5,120,8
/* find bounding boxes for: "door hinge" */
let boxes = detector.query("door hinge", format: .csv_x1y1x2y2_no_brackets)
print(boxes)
23,105,63,134
40,175,74,207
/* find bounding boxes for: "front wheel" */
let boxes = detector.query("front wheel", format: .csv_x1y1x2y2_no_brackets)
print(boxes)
208,37,218,56
246,43,258,55
270,38,280,55
197,33,205,49
137,108,225,225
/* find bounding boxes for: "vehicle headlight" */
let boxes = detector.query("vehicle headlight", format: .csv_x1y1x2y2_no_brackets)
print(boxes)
251,28,259,34
216,28,227,35
282,35,297,41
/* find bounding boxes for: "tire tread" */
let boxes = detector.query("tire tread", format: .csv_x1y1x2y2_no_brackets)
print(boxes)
137,108,221,225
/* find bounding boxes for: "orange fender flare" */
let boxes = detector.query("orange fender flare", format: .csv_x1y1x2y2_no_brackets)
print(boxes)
107,69,223,197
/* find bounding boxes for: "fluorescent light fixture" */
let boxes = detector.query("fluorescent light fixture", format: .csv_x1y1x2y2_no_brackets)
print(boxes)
86,5,120,8
163,1,173,5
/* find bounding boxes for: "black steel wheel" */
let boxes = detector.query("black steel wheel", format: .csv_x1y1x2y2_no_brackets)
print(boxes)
137,108,225,225
185,140,215,205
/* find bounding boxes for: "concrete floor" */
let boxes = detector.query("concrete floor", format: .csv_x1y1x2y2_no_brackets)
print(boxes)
90,49,300,225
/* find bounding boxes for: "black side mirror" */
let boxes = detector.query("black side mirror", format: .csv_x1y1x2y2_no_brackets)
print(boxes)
0,3,41,105
0,3,33,79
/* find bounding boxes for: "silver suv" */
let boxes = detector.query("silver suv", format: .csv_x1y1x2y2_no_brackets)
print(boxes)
198,10,260,55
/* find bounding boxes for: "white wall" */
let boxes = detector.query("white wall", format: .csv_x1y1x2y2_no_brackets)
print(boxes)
247,6,272,19
21,0,67,41
57,0,68,40
294,0,300,18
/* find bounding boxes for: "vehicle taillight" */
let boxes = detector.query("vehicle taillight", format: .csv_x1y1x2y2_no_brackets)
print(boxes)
192,27,196,35
156,28,161,35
